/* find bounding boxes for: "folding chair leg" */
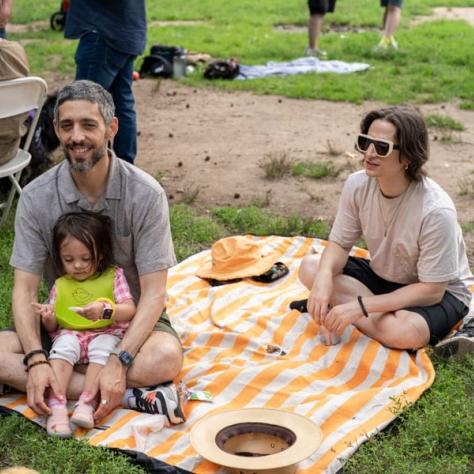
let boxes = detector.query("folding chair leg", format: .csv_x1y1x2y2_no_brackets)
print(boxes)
0,171,22,226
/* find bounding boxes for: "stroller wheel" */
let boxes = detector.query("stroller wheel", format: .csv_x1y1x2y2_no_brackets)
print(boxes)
50,11,66,31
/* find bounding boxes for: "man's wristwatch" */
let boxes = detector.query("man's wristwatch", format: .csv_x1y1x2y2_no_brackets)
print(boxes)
110,348,134,367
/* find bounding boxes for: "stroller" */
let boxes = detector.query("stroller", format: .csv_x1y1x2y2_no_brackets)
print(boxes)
50,0,70,31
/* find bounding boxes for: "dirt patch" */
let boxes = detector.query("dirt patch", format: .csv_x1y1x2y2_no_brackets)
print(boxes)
148,20,208,28
43,61,474,265
7,20,49,34
412,7,474,27
122,79,473,264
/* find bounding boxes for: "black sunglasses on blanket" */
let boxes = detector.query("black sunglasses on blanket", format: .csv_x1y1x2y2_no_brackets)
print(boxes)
355,133,400,158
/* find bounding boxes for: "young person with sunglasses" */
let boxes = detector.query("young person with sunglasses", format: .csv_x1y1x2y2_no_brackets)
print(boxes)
298,106,473,351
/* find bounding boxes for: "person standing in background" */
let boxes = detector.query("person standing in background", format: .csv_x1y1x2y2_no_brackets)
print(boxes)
305,0,336,58
64,0,147,164
376,0,403,50
0,0,13,38
0,37,29,166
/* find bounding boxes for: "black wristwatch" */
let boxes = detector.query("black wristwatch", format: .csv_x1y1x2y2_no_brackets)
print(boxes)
110,348,134,367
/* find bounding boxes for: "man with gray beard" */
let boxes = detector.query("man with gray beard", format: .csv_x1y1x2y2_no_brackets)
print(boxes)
0,80,185,425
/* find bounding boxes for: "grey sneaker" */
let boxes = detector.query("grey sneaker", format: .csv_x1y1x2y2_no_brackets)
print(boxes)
132,382,186,424
433,319,474,361
304,47,327,59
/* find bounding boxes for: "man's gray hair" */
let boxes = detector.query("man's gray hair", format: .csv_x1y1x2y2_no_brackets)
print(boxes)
54,80,115,125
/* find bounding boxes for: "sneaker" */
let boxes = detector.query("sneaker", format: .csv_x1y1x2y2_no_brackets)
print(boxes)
289,298,308,313
433,318,474,361
71,400,95,429
0,384,12,396
304,47,327,59
46,405,72,438
373,36,398,52
373,36,390,52
388,36,398,49
132,382,186,424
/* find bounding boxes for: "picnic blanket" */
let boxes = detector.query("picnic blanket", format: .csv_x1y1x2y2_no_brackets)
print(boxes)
237,56,370,79
3,235,460,473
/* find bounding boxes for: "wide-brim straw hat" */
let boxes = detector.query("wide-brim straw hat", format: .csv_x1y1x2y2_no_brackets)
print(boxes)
190,408,322,474
196,236,276,281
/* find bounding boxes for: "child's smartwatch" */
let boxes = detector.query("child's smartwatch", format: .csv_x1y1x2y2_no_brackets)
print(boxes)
96,297,116,320
101,303,114,320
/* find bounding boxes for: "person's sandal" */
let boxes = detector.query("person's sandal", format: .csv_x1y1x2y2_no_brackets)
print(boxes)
70,400,95,429
46,405,72,438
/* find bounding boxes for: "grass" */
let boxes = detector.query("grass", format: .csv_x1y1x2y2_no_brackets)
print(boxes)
259,151,295,180
1,205,473,472
6,0,474,106
292,160,340,179
425,114,465,131
2,0,474,472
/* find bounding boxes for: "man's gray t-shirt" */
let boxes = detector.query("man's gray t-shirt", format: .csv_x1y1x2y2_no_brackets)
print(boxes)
329,170,473,307
10,154,177,302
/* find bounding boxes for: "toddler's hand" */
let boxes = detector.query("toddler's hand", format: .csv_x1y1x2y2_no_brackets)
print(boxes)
31,303,55,324
76,301,104,321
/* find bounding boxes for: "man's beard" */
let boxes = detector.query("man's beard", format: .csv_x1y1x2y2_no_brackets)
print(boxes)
64,140,107,172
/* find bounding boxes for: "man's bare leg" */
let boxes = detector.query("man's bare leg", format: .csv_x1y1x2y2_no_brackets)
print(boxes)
0,330,183,399
126,331,183,387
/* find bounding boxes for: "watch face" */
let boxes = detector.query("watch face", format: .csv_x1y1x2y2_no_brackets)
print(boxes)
102,308,114,320
119,351,134,367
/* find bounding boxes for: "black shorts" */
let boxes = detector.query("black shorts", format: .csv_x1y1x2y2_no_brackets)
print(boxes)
343,257,469,345
1,310,180,352
308,0,336,15
381,0,403,7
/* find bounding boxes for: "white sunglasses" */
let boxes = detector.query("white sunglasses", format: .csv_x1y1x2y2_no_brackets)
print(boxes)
355,133,400,158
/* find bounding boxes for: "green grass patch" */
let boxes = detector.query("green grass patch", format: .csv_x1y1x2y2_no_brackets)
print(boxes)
461,221,474,234
425,114,465,131
212,205,330,237
344,356,474,474
292,160,339,179
0,414,145,473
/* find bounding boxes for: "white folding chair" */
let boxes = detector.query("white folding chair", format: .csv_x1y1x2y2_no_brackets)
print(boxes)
0,76,48,225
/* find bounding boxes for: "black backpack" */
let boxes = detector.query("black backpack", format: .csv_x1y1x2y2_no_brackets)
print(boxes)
139,55,173,78
203,59,240,80
139,44,185,78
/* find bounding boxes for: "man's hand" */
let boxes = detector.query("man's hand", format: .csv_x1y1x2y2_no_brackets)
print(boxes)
307,275,334,326
86,356,126,421
26,362,64,416
324,300,364,336
75,302,104,321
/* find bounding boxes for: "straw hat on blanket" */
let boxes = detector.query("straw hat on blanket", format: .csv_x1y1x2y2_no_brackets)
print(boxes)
196,236,276,281
190,408,322,474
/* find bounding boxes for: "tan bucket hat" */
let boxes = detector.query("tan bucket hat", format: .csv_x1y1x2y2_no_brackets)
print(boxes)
190,408,322,474
196,236,276,281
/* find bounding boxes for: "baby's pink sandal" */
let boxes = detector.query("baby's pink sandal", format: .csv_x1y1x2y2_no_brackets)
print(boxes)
71,401,95,429
46,405,72,438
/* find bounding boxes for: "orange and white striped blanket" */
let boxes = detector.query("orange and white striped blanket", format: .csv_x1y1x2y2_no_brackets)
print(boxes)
5,235,466,473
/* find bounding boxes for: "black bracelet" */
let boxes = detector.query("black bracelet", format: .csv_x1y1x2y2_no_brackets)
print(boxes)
357,296,370,318
25,360,51,373
22,349,49,366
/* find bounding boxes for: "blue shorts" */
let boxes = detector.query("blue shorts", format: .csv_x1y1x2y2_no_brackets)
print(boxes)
308,0,336,15
343,257,469,345
381,0,403,8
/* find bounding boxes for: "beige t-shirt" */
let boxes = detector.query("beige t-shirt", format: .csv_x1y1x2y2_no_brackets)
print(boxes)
0,39,30,165
329,170,473,307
